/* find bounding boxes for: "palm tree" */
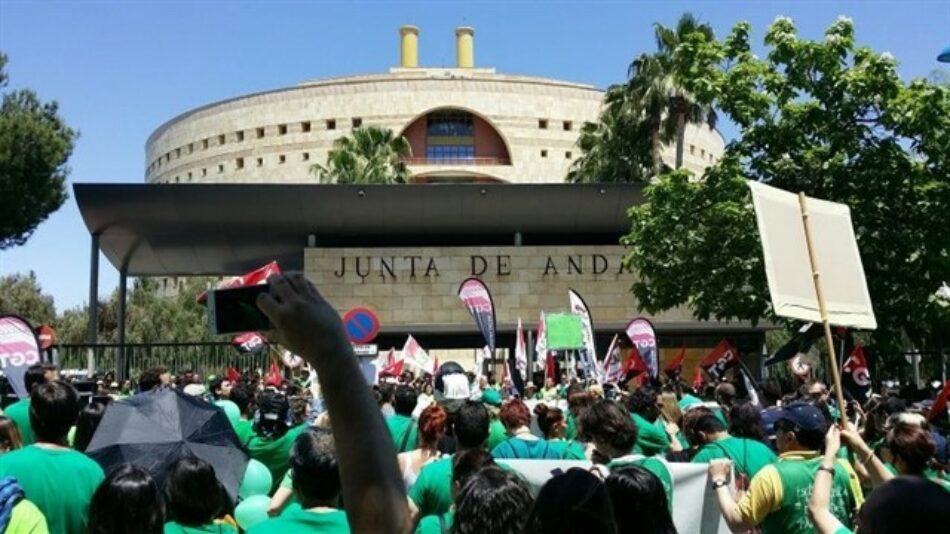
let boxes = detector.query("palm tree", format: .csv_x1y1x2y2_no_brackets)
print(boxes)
625,13,717,172
567,87,654,183
312,126,412,184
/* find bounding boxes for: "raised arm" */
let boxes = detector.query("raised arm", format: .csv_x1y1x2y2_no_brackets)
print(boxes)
259,273,410,533
808,426,845,534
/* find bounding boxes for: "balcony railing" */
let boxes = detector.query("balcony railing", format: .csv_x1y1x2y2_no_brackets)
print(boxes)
403,157,511,166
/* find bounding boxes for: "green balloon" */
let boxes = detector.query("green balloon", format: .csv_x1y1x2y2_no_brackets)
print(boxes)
239,459,273,499
235,494,271,530
215,400,241,427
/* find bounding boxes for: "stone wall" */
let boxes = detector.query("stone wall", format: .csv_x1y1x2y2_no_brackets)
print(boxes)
305,245,695,328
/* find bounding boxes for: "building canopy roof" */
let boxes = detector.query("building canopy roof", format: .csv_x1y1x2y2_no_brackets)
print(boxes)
75,183,643,276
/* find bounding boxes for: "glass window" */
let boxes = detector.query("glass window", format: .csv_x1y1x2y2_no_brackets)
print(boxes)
426,144,475,160
427,112,474,137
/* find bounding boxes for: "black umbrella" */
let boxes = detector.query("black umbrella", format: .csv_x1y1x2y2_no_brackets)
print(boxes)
85,388,249,503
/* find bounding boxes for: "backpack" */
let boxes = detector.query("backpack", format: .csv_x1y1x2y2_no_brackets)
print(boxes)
255,391,290,439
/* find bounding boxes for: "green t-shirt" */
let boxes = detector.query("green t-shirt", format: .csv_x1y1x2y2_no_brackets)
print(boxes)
246,424,308,493
5,399,35,445
247,507,349,534
487,419,507,451
0,445,104,534
408,455,453,517
631,414,670,456
565,412,578,441
415,511,454,534
163,522,238,534
7,499,49,534
386,414,419,453
607,454,674,512
691,435,777,478
490,437,585,460
234,418,255,446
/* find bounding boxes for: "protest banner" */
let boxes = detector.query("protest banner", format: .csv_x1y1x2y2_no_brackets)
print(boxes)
498,459,730,534
625,317,659,379
544,313,584,350
568,289,598,378
749,181,878,420
458,278,497,352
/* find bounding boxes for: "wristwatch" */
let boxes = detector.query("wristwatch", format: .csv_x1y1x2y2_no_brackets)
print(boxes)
712,479,729,489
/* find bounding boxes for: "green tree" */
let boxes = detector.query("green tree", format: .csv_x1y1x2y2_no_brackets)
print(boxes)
312,126,411,184
624,17,950,368
566,87,654,183
627,13,717,172
0,271,56,326
0,52,77,249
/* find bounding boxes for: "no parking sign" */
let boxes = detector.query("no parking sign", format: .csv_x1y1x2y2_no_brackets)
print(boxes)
342,307,380,344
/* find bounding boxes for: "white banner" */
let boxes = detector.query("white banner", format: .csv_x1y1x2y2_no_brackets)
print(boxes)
748,181,877,329
498,459,731,534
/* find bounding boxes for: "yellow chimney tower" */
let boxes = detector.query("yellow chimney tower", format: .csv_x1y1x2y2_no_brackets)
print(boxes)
455,26,474,68
399,25,419,68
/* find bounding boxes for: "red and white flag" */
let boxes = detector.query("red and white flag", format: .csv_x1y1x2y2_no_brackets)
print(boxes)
692,365,704,390
621,343,649,383
841,344,872,402
197,261,281,304
402,335,435,375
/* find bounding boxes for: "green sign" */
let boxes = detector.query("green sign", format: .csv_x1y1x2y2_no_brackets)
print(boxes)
545,313,584,350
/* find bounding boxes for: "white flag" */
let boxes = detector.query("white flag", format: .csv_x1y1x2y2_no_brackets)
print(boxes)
402,335,434,375
515,318,528,382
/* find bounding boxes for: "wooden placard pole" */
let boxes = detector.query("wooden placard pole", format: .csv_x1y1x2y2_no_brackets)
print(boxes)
798,193,848,422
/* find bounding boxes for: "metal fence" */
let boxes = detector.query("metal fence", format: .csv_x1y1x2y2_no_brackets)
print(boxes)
53,343,273,380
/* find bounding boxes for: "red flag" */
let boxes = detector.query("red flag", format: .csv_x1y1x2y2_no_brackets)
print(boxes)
692,366,704,390
231,332,268,354
699,339,740,379
621,344,649,382
928,381,950,421
664,347,686,380
226,365,241,383
197,261,281,304
841,344,872,401
265,362,283,386
380,358,404,378
545,352,556,382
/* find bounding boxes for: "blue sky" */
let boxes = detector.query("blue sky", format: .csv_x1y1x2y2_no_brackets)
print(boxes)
1,0,948,312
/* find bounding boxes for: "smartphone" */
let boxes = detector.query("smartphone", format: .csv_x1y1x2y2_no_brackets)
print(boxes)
208,285,272,335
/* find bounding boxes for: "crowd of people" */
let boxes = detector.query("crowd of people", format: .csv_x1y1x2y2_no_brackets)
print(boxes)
0,273,948,533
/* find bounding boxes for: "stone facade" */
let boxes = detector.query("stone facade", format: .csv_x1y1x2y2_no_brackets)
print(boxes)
305,245,695,329
145,68,724,185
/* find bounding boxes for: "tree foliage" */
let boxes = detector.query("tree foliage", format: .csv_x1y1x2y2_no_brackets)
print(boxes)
624,16,950,366
0,52,77,249
568,13,717,183
312,126,411,184
0,271,56,326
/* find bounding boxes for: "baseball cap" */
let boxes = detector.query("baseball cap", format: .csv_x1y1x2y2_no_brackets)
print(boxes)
776,401,827,432
481,389,502,407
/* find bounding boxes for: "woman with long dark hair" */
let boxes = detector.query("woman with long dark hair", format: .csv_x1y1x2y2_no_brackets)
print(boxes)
73,402,107,452
87,464,164,534
605,465,677,534
163,456,236,533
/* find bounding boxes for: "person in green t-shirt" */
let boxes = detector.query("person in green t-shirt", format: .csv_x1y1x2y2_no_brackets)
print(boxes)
386,386,419,453
248,427,350,534
533,403,586,460
163,456,237,534
5,364,57,446
605,464,677,534
625,387,670,456
414,448,495,534
579,398,675,509
227,384,257,446
0,476,49,534
690,412,777,482
410,401,490,520
490,399,584,460
87,464,164,534
0,380,104,534
481,390,506,451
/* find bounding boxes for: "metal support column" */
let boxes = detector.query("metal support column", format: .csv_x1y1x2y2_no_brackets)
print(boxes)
117,270,128,381
86,234,100,374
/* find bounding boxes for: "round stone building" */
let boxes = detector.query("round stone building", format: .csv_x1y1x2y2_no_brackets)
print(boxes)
145,26,724,185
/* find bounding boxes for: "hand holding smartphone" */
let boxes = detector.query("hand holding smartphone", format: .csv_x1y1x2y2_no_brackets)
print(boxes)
208,284,272,335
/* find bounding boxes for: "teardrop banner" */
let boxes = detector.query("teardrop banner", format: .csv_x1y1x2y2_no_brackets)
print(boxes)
0,315,43,399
